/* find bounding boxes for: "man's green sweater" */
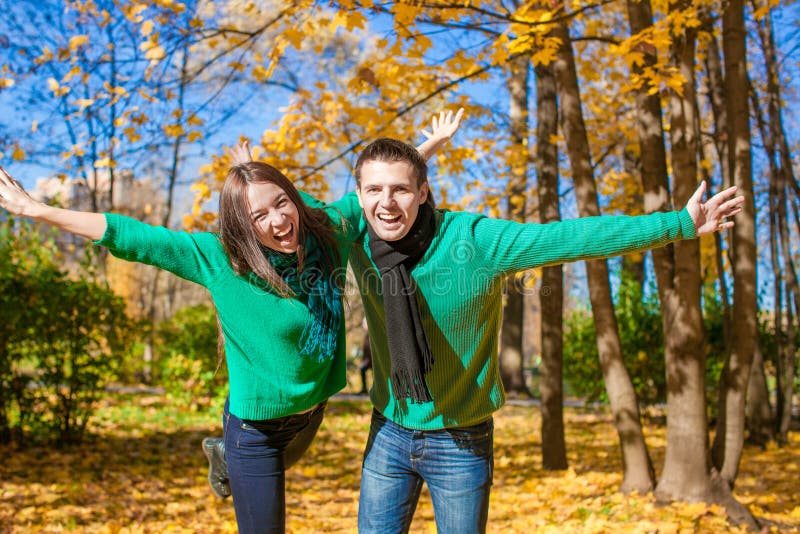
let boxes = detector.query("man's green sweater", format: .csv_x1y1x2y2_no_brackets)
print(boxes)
318,192,696,430
97,207,357,421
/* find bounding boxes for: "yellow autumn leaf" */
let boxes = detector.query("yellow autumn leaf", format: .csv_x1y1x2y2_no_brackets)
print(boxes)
187,131,203,142
35,47,54,65
141,20,154,36
393,3,420,25
73,98,95,110
145,45,166,61
332,10,367,32
93,157,115,168
104,83,128,96
163,123,185,137
47,78,70,97
69,35,89,50
137,89,157,103
12,146,25,161
0,78,14,89
62,65,82,83
124,127,141,143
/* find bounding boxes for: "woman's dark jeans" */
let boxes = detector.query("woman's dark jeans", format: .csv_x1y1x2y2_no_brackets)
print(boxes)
223,400,326,534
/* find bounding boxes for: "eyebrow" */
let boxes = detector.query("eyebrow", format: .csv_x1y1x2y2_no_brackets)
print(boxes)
250,193,288,221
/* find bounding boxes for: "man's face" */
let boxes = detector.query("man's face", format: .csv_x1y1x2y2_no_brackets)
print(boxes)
247,181,301,253
356,160,428,242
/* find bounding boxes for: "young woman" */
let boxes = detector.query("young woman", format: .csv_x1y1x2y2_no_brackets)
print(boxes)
0,110,462,533
0,161,356,533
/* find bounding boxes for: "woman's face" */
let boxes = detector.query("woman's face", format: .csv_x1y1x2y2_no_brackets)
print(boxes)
247,181,301,253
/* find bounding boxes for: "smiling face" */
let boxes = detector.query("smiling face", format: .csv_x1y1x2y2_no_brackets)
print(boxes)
356,159,428,242
247,181,301,253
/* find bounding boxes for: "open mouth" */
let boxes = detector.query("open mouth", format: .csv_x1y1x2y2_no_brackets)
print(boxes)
377,213,402,225
273,224,295,245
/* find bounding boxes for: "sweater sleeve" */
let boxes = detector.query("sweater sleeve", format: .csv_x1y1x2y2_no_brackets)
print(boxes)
470,208,697,275
299,190,364,242
96,213,223,287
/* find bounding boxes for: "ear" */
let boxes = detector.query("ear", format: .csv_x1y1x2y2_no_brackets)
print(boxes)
356,185,364,209
418,181,429,205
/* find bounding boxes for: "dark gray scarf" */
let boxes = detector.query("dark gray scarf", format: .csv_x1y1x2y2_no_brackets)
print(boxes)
367,203,436,403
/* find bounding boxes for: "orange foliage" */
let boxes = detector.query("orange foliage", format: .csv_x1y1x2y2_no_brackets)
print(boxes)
1,397,797,532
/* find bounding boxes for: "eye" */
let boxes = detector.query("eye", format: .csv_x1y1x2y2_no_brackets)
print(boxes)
277,198,288,207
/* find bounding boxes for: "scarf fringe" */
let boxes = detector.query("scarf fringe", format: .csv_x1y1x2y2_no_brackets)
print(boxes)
390,369,433,404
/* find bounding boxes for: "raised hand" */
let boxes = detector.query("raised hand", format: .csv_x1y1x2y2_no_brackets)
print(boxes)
0,166,40,217
226,140,254,166
685,181,745,236
421,108,465,143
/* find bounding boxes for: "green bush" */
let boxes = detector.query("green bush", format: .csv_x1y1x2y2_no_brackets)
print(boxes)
0,219,133,446
563,273,733,408
563,274,665,405
155,304,228,410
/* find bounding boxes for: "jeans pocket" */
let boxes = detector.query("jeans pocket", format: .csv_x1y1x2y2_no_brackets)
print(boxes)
446,419,493,456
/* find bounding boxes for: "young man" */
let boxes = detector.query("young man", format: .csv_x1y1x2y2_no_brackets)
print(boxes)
338,137,741,533
206,122,744,533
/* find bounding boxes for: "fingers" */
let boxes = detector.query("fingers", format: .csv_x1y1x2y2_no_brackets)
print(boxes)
689,180,707,205
453,107,465,125
709,194,745,222
0,166,21,190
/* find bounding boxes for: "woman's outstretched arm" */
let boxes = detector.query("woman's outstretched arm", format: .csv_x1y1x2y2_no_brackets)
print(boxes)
0,166,106,241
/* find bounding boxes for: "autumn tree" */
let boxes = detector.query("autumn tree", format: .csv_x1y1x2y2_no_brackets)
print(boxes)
550,7,655,492
535,58,568,470
747,0,799,445
499,53,533,396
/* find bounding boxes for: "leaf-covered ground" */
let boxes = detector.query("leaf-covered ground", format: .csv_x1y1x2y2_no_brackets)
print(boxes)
1,394,798,533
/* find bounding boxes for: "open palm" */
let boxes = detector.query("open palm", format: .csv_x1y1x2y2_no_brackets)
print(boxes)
685,181,745,236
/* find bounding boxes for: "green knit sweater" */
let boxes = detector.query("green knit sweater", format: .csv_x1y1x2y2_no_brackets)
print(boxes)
97,205,358,421
315,192,696,430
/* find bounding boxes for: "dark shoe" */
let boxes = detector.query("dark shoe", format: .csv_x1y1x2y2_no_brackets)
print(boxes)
202,437,231,498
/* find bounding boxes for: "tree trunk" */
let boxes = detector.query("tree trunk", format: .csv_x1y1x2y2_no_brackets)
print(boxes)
745,341,774,446
499,54,532,396
755,67,790,449
702,11,733,352
622,147,645,291
711,0,758,490
552,19,653,493
535,59,567,470
654,6,712,504
751,0,799,445
701,13,730,190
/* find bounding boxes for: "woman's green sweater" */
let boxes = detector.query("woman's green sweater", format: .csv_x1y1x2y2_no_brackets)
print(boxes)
97,204,358,421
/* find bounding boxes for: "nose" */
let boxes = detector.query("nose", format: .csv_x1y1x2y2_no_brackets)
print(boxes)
379,189,394,208
269,211,287,228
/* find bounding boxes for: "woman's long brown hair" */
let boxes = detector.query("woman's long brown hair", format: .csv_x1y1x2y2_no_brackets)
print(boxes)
218,161,341,297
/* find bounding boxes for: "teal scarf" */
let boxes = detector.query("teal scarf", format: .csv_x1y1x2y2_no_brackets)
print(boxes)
266,237,342,362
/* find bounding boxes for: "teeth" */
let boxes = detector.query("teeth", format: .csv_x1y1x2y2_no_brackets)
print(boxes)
274,226,292,239
377,214,400,222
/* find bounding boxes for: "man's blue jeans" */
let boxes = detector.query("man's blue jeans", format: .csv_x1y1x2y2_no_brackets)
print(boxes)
224,400,325,534
358,409,494,534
